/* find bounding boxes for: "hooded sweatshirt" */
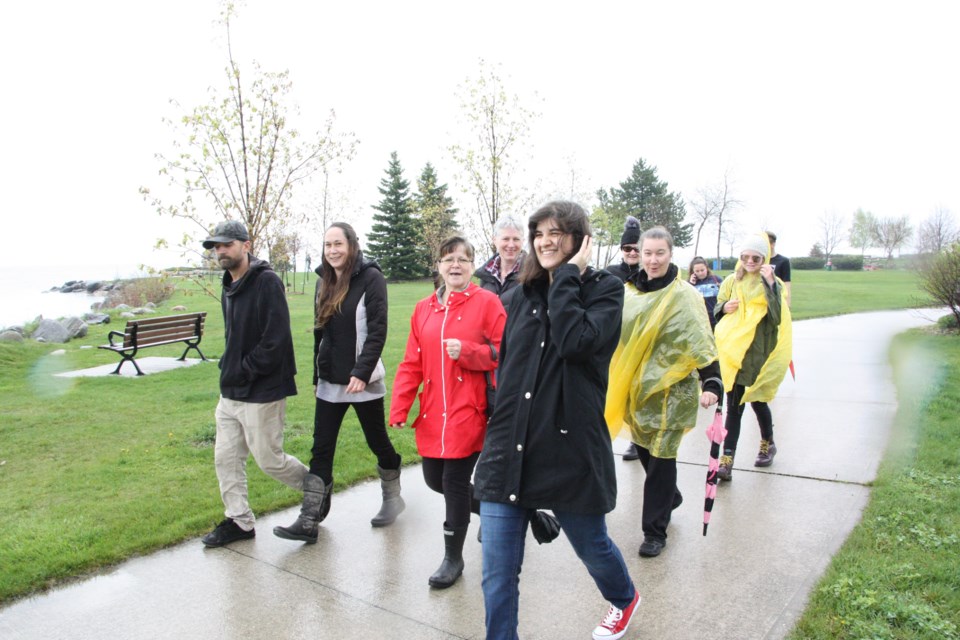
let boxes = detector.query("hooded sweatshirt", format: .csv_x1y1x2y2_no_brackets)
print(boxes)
218,255,297,402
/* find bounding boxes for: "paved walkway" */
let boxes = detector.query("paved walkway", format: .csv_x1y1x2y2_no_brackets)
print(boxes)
0,309,946,639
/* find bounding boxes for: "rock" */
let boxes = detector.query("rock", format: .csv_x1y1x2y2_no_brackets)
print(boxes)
0,330,23,343
145,302,157,309
120,312,136,319
83,313,110,325
172,305,187,311
32,319,70,343
131,307,155,315
85,281,103,293
114,304,131,311
60,317,88,339
50,349,67,356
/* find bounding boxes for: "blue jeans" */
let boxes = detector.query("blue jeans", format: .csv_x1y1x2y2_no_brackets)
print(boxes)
480,501,635,639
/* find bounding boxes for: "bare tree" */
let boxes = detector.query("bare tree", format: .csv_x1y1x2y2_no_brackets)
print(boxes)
872,216,914,261
819,211,845,260
916,206,959,254
690,169,740,258
140,7,356,263
450,59,539,252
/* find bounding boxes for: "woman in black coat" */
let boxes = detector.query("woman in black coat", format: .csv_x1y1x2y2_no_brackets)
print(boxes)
473,201,639,640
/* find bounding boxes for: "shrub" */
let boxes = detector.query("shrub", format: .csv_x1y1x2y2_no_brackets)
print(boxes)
793,257,827,270
831,255,864,271
915,243,960,331
105,277,176,308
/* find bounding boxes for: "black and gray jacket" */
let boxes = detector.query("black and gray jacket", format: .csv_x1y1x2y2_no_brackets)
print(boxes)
313,254,388,386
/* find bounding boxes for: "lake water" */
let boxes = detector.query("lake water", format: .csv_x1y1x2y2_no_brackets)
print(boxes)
0,264,145,328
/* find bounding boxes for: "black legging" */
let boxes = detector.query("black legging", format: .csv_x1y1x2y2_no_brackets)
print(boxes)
723,383,774,454
421,453,481,529
310,396,401,484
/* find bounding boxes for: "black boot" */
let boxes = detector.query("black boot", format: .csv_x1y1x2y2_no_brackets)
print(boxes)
273,474,331,543
428,525,468,589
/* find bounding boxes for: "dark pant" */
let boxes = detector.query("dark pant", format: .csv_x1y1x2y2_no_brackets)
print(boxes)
310,396,400,484
723,384,774,454
635,446,681,542
421,453,480,529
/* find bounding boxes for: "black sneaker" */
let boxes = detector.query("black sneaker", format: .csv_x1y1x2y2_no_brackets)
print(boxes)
622,443,641,461
202,518,255,547
638,537,666,558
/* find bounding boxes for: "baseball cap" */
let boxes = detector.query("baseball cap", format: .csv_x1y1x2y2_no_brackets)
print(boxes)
203,220,250,249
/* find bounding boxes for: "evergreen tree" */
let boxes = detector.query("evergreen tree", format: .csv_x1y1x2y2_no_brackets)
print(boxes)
414,163,460,269
598,158,693,247
368,152,426,280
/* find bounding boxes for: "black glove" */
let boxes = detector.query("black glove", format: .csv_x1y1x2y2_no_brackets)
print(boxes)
529,510,561,544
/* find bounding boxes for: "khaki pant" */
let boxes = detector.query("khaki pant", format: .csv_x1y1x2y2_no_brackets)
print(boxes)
214,396,308,530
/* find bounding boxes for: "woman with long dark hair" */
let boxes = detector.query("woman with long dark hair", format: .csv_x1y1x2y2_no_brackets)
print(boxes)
474,201,639,640
274,222,405,543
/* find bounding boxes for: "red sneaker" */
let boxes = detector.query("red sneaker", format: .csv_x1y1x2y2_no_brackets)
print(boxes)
592,587,640,640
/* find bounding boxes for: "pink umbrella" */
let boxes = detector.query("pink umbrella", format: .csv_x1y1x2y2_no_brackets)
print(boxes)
703,395,726,536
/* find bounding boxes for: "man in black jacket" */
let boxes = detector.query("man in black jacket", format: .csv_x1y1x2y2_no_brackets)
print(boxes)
200,221,308,547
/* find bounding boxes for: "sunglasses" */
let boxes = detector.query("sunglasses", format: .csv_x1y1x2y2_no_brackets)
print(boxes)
621,245,640,254
740,254,764,264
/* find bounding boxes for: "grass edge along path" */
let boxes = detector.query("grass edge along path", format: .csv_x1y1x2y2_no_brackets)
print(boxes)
789,331,960,639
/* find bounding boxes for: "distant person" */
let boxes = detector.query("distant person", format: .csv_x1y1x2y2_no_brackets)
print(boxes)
714,233,793,481
605,215,642,282
474,201,639,640
765,231,792,306
608,215,643,463
274,222,405,545
474,215,526,299
605,228,722,558
390,236,506,589
688,256,723,328
200,220,309,547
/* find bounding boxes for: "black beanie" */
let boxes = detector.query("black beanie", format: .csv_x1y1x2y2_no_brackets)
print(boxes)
620,216,641,246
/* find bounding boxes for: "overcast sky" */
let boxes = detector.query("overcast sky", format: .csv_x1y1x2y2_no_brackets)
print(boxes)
2,0,958,273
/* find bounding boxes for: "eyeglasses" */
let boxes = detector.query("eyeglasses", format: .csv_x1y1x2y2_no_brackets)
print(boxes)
740,254,764,264
621,245,640,254
439,257,473,265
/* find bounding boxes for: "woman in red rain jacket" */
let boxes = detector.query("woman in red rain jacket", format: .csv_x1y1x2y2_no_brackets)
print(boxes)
390,235,506,589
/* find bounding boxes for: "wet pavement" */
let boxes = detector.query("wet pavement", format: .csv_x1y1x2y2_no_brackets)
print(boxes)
0,309,947,639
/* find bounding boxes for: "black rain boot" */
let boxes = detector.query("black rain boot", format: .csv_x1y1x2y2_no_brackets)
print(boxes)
273,474,331,543
370,464,406,527
428,525,468,589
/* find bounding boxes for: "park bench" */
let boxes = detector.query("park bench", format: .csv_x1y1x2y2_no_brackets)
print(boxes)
98,312,208,376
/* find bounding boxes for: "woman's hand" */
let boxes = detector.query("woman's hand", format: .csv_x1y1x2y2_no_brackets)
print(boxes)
388,421,405,429
444,338,462,360
689,273,697,284
760,264,775,286
569,235,593,275
723,299,740,314
699,391,719,408
346,376,367,394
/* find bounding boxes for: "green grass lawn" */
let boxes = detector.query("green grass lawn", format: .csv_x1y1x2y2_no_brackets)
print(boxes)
0,266,946,606
789,332,960,639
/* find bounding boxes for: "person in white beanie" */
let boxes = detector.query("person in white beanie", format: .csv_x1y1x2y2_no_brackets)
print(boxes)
712,232,792,481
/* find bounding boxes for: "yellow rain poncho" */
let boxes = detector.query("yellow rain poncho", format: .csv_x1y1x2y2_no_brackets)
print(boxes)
605,274,718,458
714,270,792,403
